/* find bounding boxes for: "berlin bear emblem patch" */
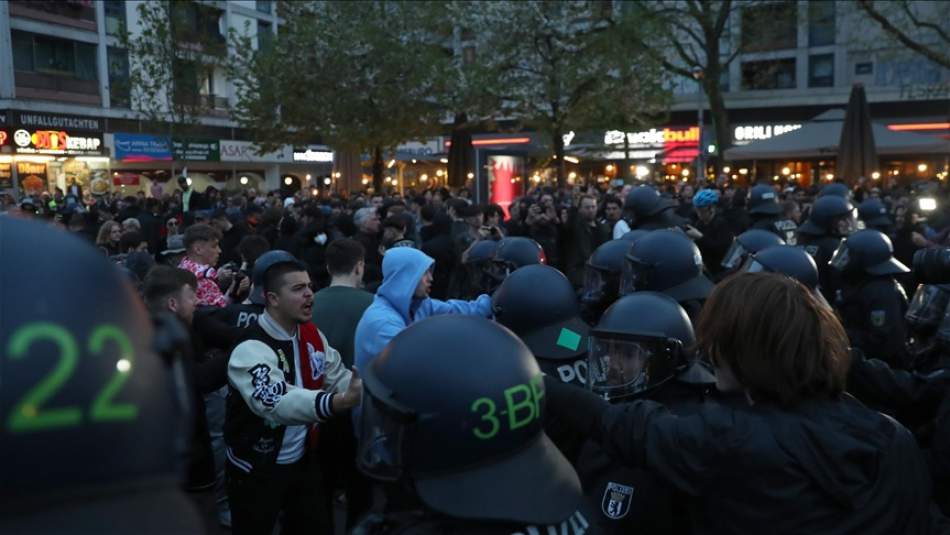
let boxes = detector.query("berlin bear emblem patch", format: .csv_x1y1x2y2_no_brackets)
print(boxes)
601,482,634,520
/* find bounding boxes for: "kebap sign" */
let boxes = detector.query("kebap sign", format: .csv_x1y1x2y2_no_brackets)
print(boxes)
12,129,103,156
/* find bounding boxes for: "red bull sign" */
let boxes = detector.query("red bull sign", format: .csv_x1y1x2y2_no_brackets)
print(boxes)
604,127,699,163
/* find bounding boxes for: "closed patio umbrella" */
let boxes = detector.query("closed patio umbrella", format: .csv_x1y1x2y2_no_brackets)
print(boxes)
447,113,473,188
837,84,878,182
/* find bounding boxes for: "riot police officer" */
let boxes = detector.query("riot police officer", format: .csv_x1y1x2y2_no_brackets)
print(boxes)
205,249,299,333
904,284,950,372
0,217,204,533
354,315,597,534
486,236,546,292
579,239,638,323
797,194,856,302
619,229,713,320
719,229,785,276
624,186,683,231
831,229,911,368
858,198,895,234
747,184,797,244
455,239,500,299
578,292,714,534
818,182,852,200
493,264,593,459
742,244,821,295
620,229,650,242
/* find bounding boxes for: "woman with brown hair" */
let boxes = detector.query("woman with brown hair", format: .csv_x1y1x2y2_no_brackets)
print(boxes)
546,272,946,534
95,220,122,256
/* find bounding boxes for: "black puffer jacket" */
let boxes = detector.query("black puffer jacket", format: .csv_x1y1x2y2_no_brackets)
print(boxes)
547,379,948,534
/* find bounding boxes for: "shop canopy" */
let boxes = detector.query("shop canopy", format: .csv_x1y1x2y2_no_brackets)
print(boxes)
725,110,950,160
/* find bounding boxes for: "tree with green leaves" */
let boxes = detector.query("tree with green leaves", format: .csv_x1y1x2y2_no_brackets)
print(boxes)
117,0,227,132
229,1,454,191
461,1,670,188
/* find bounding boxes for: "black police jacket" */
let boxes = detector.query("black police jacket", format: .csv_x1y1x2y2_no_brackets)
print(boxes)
751,216,798,245
798,233,842,303
836,277,909,369
576,372,713,535
351,508,599,535
546,378,944,535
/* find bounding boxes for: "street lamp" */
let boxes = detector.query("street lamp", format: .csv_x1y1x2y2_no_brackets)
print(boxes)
692,66,704,181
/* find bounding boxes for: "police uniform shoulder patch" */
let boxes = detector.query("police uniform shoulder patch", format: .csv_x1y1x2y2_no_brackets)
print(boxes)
870,309,886,328
601,482,634,520
804,245,819,257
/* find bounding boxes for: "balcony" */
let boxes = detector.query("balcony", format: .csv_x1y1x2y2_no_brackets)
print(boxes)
9,0,97,32
15,70,101,105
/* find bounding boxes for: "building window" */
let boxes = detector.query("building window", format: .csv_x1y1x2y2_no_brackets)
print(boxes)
809,54,834,87
12,30,97,81
256,0,273,14
104,0,127,37
741,1,797,52
108,47,131,107
808,1,835,47
9,0,96,23
855,62,873,75
171,2,225,47
741,58,796,90
258,21,273,51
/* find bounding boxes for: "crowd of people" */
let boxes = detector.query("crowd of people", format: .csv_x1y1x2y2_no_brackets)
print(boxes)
5,171,950,534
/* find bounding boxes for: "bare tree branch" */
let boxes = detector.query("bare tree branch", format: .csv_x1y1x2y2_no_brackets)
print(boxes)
899,1,950,45
857,0,950,69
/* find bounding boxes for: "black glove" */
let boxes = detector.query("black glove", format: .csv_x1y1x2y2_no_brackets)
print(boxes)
543,375,608,439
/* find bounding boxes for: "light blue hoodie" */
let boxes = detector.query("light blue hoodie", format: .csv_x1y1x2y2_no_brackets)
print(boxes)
354,247,492,373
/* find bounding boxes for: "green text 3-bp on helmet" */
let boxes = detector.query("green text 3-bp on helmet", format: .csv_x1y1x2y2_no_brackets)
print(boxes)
493,265,591,385
0,218,200,532
830,229,910,277
720,229,785,272
357,315,582,525
589,292,695,401
619,229,713,303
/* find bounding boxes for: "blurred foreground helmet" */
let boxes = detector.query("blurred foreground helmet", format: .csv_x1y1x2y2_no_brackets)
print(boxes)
620,229,650,242
589,293,694,401
488,237,545,289
357,315,582,525
619,229,712,303
250,249,298,305
721,229,785,272
830,229,909,276
747,185,781,216
799,196,856,238
0,218,200,533
461,240,501,295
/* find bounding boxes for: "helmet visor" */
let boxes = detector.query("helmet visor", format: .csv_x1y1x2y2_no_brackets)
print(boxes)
829,242,851,271
720,239,751,271
581,264,608,304
619,256,650,296
357,384,410,481
488,259,513,285
588,335,675,400
832,211,857,237
907,285,950,329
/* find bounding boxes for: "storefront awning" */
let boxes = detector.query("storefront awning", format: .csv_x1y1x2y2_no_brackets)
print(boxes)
725,119,950,160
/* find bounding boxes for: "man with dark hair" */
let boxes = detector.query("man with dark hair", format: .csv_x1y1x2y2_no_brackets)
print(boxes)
566,195,610,287
238,235,270,273
225,257,362,535
119,230,149,254
311,239,375,528
180,223,247,307
602,195,623,228
212,208,245,266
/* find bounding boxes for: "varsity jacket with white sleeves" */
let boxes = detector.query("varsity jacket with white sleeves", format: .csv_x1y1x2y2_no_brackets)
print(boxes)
224,310,352,474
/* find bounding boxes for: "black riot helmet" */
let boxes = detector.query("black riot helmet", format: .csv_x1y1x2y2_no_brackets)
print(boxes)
798,195,856,237
743,245,820,291
493,265,590,361
830,229,910,277
747,185,781,216
858,198,893,231
720,229,785,272
619,229,712,303
250,249,298,305
461,240,501,295
589,293,695,400
819,182,852,200
624,186,675,220
488,237,546,288
907,284,950,334
357,315,582,525
621,229,650,242
580,239,634,312
0,218,201,532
